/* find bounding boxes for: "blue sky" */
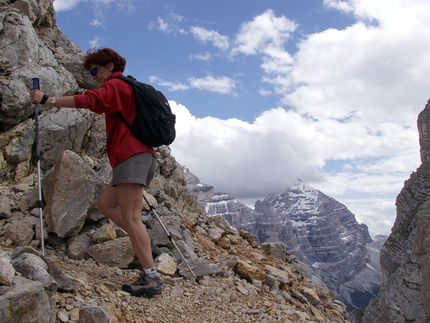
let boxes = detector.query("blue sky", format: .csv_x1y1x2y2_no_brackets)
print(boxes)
53,0,430,236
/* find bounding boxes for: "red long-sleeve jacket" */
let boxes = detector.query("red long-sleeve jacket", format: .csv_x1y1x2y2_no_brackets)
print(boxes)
74,71,156,168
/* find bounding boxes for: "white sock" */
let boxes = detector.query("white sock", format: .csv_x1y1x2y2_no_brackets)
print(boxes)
142,267,157,279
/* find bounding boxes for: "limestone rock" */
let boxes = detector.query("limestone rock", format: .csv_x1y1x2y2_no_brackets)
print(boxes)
92,223,116,244
350,98,430,323
12,246,81,292
0,276,55,323
67,234,92,260
156,253,177,276
264,264,290,286
240,230,259,248
12,252,58,296
301,287,321,306
87,237,134,268
261,241,288,261
79,305,110,323
4,216,34,246
235,260,270,283
42,150,105,238
0,249,15,287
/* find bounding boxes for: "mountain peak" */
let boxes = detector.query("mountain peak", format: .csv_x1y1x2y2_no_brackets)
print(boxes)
193,175,380,312
265,179,326,218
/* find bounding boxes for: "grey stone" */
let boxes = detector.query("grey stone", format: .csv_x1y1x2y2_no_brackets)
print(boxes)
12,246,81,292
79,305,110,323
87,237,134,268
12,252,58,296
0,276,55,323
351,99,430,323
0,249,15,287
261,241,287,261
0,194,12,219
67,234,92,260
41,150,105,238
4,216,34,246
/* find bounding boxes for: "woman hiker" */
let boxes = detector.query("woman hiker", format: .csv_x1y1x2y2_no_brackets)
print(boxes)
30,47,162,297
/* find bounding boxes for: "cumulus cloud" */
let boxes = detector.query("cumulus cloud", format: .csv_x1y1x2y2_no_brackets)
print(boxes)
232,9,298,56
189,52,212,61
54,0,83,11
167,1,430,236
149,15,187,35
188,76,237,95
90,19,104,28
149,76,189,91
190,27,230,50
54,0,134,12
54,0,430,236
169,101,320,199
89,37,103,49
169,100,418,236
150,75,237,95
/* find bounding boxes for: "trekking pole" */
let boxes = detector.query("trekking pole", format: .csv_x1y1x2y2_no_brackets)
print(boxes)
32,78,45,256
142,194,199,282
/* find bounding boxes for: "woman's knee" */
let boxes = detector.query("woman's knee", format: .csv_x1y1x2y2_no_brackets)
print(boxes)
96,196,107,213
97,184,118,213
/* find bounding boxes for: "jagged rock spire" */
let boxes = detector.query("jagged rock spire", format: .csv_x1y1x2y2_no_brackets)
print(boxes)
417,99,430,163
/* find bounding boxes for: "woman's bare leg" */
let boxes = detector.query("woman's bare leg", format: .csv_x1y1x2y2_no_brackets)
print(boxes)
97,182,126,230
97,182,154,269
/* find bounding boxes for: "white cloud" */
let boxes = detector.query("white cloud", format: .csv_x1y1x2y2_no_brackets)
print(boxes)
149,76,189,91
166,1,430,237
54,0,430,237
190,26,230,50
149,15,187,35
232,9,298,56
54,0,83,11
169,100,416,236
323,0,354,14
324,0,428,32
339,197,396,237
283,23,430,127
89,37,103,49
189,52,212,61
90,19,104,28
150,75,236,94
188,76,237,95
54,0,134,12
169,101,319,199
149,17,171,34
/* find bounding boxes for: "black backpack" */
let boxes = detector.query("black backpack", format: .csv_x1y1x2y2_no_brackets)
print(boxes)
113,75,176,147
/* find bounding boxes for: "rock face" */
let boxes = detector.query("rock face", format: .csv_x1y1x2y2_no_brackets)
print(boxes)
255,181,381,311
350,100,430,323
197,179,382,312
0,1,351,322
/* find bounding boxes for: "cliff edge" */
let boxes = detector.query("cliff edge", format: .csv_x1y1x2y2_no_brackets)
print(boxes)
350,100,430,322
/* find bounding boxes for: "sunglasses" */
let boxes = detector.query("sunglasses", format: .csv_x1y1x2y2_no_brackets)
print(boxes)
89,65,101,76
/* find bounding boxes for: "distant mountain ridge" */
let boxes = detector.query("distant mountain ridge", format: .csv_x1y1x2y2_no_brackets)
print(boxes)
184,169,383,312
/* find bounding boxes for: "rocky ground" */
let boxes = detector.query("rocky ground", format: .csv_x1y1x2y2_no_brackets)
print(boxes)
0,153,351,323
1,222,350,323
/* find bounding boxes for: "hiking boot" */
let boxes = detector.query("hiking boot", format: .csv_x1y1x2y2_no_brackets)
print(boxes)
122,273,162,296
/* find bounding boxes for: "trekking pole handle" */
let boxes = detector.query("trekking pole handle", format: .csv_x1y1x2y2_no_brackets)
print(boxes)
32,78,40,90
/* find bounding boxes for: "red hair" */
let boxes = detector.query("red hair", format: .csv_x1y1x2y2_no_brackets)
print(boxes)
83,47,126,72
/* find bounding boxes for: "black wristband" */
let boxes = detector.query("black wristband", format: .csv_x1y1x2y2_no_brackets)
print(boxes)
40,94,49,105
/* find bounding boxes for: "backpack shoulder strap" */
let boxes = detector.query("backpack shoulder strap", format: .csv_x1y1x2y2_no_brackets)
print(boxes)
113,75,136,84
112,75,136,130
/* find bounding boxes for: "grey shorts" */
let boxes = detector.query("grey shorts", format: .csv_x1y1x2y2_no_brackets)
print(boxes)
112,153,157,187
